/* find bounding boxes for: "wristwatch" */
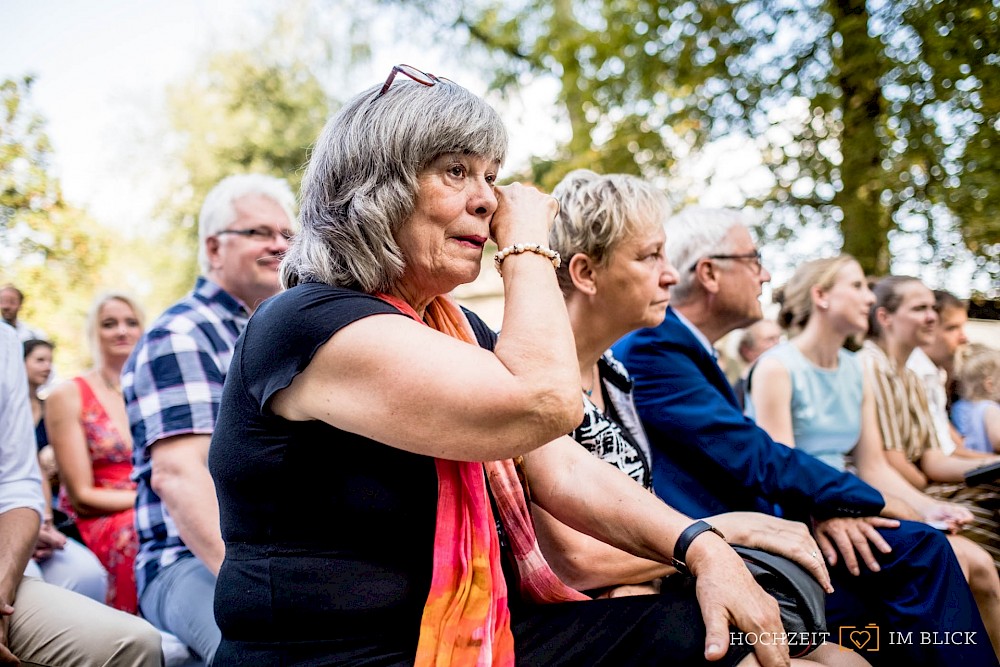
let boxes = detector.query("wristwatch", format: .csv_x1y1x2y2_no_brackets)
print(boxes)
670,520,726,576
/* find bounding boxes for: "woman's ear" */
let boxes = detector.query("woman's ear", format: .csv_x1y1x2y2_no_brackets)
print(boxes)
568,252,598,295
875,305,892,330
810,285,829,311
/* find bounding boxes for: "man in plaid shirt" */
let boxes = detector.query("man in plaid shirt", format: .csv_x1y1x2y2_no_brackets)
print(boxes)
123,174,295,665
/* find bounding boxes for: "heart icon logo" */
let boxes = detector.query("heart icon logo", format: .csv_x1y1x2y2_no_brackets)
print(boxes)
850,631,871,649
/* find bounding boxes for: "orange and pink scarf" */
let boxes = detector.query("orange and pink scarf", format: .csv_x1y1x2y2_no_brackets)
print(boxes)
376,293,586,667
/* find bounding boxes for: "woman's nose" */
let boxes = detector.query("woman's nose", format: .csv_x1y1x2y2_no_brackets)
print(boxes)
470,179,498,217
662,261,680,286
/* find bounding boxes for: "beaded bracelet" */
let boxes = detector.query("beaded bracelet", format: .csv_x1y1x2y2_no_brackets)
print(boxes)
494,243,561,275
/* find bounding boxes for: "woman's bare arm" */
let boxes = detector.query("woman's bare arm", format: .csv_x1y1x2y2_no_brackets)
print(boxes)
45,382,135,516
747,357,796,446
271,184,582,461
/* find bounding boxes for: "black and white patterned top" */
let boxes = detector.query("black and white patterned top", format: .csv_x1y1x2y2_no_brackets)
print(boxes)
572,350,653,490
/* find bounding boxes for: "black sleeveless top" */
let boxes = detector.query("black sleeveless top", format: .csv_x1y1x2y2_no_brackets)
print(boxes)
209,282,497,660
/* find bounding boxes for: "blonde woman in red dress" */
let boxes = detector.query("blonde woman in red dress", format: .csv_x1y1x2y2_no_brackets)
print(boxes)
47,292,145,613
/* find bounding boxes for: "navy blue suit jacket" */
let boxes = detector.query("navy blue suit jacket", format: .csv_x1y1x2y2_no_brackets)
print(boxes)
615,309,1000,666
612,307,885,522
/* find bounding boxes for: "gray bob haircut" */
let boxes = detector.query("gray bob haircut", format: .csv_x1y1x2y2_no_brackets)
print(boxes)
197,174,297,274
282,78,508,294
550,169,670,296
665,206,750,305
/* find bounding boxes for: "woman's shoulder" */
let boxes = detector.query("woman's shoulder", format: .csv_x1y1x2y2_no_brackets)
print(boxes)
44,376,85,416
47,375,85,399
754,342,798,378
459,306,498,351
238,285,405,380
253,284,399,330
837,347,862,371
600,349,631,385
760,341,796,364
856,339,884,361
271,282,389,308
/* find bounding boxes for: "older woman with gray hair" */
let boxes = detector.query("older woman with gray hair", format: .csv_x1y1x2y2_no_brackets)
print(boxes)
46,291,145,613
536,170,862,667
208,66,793,667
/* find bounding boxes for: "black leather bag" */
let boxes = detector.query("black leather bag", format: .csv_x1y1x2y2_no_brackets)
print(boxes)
732,545,827,658
662,545,827,658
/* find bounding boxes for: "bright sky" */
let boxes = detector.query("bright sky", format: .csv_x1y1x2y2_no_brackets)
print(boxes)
1,0,989,297
2,0,251,226
0,0,561,233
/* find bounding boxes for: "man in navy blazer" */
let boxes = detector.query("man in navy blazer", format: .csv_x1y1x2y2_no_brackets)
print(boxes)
613,207,996,666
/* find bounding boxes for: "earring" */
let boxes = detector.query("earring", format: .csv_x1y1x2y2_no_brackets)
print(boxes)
818,301,829,310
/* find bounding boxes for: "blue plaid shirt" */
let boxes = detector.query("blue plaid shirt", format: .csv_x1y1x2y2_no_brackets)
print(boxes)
123,277,249,595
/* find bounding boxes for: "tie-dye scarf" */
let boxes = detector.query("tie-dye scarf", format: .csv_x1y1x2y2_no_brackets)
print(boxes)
376,292,585,667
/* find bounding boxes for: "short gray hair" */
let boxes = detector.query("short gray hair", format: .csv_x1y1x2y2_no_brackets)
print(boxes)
198,174,297,273
86,291,145,366
550,169,670,296
665,207,749,305
282,78,508,293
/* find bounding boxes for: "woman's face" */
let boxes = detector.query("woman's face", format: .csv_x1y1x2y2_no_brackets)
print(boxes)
822,261,874,336
24,346,52,388
395,153,499,300
97,298,142,362
593,221,678,336
882,281,938,348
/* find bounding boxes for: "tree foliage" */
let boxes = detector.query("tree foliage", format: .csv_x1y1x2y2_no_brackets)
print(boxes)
157,19,335,292
391,0,1000,289
1,76,112,372
2,77,106,282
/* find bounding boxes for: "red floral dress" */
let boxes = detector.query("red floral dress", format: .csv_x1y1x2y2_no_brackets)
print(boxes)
58,376,139,613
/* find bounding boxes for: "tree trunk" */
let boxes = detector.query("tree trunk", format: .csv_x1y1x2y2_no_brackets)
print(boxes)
829,0,891,276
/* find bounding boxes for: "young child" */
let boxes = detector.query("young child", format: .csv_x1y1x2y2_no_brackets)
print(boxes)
952,343,1000,453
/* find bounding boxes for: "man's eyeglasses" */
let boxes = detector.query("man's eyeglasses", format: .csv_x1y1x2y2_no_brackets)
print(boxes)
688,250,763,275
216,227,294,243
376,64,452,99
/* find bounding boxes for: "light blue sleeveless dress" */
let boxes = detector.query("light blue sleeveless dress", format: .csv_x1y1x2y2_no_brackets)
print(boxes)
745,342,862,471
951,399,996,453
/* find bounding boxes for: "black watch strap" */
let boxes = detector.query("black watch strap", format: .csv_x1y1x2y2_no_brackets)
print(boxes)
670,520,725,576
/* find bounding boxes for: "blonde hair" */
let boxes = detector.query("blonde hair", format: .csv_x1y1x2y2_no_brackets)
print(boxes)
550,170,670,295
774,255,858,334
955,343,1000,401
86,291,146,366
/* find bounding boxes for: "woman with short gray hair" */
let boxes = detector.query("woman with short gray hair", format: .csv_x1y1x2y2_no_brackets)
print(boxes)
210,66,794,666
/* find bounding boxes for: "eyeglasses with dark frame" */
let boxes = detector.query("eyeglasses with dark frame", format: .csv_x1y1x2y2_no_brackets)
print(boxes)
216,227,294,243
375,64,452,99
687,250,763,275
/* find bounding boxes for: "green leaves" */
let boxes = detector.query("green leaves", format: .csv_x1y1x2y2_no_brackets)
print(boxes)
155,21,335,291
1,76,112,371
392,0,1000,292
